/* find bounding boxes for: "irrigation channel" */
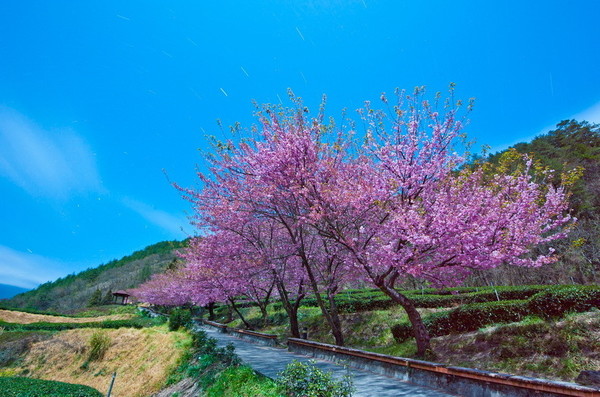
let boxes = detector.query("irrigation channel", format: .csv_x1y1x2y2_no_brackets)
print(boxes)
197,323,454,397
197,320,599,397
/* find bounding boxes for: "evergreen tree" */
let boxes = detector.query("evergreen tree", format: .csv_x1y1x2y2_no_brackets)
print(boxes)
87,289,102,307
102,289,114,305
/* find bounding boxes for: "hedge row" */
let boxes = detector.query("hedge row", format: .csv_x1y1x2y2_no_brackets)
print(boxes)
391,285,600,342
302,285,553,312
407,285,550,308
0,377,103,397
0,305,65,317
0,317,163,332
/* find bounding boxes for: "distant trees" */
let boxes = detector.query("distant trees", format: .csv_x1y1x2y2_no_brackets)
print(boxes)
137,87,572,356
490,120,600,219
483,120,600,285
87,289,102,307
102,290,114,305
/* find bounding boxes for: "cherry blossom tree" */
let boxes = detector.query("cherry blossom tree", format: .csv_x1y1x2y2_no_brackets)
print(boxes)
167,87,571,355
131,268,193,307
179,231,277,329
298,89,572,355
176,97,360,345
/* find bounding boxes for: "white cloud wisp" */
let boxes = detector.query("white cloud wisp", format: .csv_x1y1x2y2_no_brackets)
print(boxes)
0,107,103,199
121,197,188,238
0,245,72,289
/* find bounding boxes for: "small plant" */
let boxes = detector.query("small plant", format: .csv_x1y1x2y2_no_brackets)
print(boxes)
88,331,111,361
205,365,280,396
277,360,354,397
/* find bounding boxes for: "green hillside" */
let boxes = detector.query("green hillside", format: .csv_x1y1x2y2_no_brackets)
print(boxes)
472,119,600,287
487,119,600,219
0,239,188,314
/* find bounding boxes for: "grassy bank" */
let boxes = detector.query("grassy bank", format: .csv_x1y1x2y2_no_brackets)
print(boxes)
0,324,190,396
161,327,280,397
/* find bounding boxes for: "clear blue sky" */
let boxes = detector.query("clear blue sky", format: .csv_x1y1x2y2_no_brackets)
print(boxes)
1,1,599,289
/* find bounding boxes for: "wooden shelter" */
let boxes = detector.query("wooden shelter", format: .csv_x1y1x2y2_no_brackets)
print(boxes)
112,290,131,305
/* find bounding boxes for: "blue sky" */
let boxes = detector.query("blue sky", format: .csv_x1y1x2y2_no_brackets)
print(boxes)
1,1,599,289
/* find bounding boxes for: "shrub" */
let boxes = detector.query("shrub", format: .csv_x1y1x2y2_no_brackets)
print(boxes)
405,285,550,308
88,331,111,361
169,308,192,331
392,300,529,342
205,365,280,396
191,329,241,366
0,377,103,397
448,300,530,332
276,360,354,397
301,285,553,313
168,329,243,390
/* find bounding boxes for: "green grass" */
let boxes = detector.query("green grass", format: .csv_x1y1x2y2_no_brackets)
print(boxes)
432,311,600,381
0,377,103,397
205,365,281,397
364,340,418,358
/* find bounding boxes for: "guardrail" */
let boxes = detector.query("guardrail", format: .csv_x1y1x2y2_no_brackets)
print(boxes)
288,338,599,397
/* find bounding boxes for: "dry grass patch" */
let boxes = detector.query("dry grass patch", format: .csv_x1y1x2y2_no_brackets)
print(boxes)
16,326,190,397
0,309,132,324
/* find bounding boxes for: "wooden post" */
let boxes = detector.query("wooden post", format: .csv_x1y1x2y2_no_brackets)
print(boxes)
106,372,116,397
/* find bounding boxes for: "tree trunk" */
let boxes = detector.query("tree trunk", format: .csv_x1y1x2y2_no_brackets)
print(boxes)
229,298,253,330
377,283,431,357
274,275,303,338
288,304,301,338
255,282,274,327
326,290,344,346
207,302,215,321
300,255,345,346
259,304,269,327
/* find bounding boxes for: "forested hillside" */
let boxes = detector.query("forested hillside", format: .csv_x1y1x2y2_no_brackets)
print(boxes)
468,119,600,286
1,240,187,313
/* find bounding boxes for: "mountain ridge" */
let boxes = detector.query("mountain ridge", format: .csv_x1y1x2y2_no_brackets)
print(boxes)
0,284,30,300
1,239,188,314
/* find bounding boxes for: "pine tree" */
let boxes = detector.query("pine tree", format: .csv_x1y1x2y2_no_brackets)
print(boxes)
87,289,102,307
102,289,114,305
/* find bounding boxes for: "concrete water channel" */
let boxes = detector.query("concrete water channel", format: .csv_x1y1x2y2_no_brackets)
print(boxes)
199,325,457,397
